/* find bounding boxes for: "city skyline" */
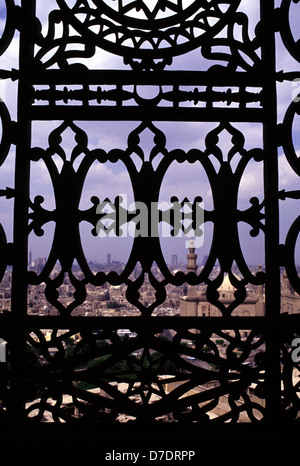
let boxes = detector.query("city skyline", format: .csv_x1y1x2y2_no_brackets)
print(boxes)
0,247,296,319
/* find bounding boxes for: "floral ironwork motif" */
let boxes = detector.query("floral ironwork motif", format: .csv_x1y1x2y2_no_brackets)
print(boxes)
24,325,266,423
34,0,261,71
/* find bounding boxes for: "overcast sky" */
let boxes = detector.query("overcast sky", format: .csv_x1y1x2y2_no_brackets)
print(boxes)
0,0,299,269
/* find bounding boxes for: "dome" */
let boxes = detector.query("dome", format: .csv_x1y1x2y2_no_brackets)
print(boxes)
218,274,237,292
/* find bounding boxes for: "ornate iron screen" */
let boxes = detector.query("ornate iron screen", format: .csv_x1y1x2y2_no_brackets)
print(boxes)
0,0,300,441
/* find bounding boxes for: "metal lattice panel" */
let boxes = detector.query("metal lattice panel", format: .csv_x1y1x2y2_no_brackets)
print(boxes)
0,0,299,432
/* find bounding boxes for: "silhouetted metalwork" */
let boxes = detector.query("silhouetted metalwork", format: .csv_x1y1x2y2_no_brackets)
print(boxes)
0,0,299,434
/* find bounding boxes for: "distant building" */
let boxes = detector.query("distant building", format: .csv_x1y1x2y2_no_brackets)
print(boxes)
171,254,178,268
180,240,264,317
180,242,300,317
281,270,300,314
35,257,46,275
107,253,111,266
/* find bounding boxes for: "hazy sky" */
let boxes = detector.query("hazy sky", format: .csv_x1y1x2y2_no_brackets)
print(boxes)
0,0,299,268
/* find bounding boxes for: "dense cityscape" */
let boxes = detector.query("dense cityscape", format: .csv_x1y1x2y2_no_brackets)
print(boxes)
0,253,188,316
0,248,299,423
0,249,299,317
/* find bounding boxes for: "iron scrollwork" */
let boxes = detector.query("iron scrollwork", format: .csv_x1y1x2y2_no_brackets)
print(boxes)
0,0,298,432
34,0,261,71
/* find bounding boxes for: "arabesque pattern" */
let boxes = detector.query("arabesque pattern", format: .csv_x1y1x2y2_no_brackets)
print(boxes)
0,0,299,429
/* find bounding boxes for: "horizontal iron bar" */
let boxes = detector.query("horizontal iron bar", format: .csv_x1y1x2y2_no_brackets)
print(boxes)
32,69,266,87
30,105,265,122
277,70,300,82
0,314,294,331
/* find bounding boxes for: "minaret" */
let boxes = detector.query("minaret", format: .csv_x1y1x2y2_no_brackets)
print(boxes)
256,264,264,300
256,264,265,316
187,239,198,301
187,239,197,274
179,239,199,317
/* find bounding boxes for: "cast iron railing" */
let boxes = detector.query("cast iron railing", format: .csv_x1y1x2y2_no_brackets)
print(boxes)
0,0,299,431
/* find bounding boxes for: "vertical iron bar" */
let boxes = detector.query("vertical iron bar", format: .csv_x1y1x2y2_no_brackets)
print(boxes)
10,0,35,423
260,0,282,424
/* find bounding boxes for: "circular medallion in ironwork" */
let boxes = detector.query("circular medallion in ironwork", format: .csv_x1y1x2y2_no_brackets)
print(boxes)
58,0,240,69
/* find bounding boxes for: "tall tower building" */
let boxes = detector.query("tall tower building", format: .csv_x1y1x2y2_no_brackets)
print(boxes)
186,239,198,301
179,239,199,317
186,239,197,274
171,254,178,268
107,253,111,266
35,257,46,274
